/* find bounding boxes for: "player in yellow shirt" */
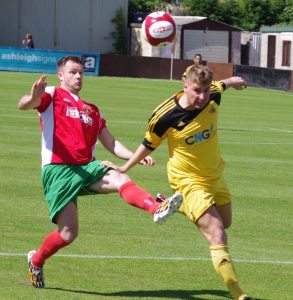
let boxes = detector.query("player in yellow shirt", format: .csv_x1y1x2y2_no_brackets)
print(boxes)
102,65,250,300
182,53,203,82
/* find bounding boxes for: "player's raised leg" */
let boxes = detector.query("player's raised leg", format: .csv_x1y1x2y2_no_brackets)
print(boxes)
154,192,183,223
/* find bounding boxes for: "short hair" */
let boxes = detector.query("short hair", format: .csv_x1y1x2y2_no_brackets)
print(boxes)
194,53,202,60
57,56,83,69
186,64,213,85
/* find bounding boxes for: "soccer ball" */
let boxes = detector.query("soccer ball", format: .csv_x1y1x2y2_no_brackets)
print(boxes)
141,11,176,48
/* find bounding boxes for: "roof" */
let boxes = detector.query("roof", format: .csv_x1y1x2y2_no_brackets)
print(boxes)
172,16,206,26
181,17,242,31
261,25,293,33
130,16,206,28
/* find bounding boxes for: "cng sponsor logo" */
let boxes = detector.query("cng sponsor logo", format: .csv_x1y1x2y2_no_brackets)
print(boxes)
81,55,97,73
185,123,215,145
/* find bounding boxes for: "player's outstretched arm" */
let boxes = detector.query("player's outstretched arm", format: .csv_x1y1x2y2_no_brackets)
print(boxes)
101,143,152,173
99,128,154,171
18,75,47,110
221,76,247,90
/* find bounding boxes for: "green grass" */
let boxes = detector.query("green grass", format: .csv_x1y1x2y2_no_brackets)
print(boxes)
0,72,292,300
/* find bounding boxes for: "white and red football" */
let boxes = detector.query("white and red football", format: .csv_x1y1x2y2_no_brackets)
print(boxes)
141,11,176,48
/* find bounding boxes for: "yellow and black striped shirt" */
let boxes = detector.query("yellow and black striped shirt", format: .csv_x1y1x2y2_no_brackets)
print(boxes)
143,81,226,183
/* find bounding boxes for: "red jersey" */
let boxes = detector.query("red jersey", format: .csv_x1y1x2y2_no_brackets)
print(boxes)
37,87,106,167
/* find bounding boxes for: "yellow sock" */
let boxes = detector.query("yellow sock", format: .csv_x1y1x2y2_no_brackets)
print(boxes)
210,244,247,300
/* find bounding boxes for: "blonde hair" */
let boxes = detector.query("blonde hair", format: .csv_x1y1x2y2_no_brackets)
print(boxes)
186,64,213,85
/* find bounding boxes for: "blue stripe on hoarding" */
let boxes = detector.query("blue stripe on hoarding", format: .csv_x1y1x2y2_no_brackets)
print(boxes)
0,47,100,76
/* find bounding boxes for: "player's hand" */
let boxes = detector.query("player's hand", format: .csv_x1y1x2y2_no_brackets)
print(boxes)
100,160,128,173
139,155,155,166
229,76,247,90
31,75,47,99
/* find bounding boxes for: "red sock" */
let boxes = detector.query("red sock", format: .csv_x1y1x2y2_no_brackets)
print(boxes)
119,181,159,214
32,230,69,267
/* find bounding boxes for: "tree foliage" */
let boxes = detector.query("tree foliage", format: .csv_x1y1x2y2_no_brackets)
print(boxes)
111,7,128,54
129,0,293,31
128,0,161,13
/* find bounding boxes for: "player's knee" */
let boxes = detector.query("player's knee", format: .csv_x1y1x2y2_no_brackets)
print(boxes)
60,229,78,244
111,170,131,185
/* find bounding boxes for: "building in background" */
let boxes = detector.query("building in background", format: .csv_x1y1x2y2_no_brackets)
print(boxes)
0,0,128,54
260,25,293,70
131,16,242,65
240,31,261,67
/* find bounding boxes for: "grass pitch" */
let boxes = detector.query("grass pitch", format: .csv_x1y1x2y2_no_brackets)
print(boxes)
0,72,292,299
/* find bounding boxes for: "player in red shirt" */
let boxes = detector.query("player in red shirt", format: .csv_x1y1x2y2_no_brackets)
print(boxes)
18,56,182,288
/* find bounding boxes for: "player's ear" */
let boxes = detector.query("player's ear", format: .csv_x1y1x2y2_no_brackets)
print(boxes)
57,71,63,82
183,81,188,90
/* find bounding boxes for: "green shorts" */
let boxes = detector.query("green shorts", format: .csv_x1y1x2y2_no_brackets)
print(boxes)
41,160,110,223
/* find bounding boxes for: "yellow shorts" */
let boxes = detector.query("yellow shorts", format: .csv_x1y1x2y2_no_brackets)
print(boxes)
175,176,231,223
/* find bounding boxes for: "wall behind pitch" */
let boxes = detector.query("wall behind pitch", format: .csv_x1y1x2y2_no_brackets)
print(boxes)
99,54,234,81
100,54,293,92
0,0,128,54
234,65,292,91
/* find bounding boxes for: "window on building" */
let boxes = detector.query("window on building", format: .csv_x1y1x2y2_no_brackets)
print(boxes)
282,40,291,66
